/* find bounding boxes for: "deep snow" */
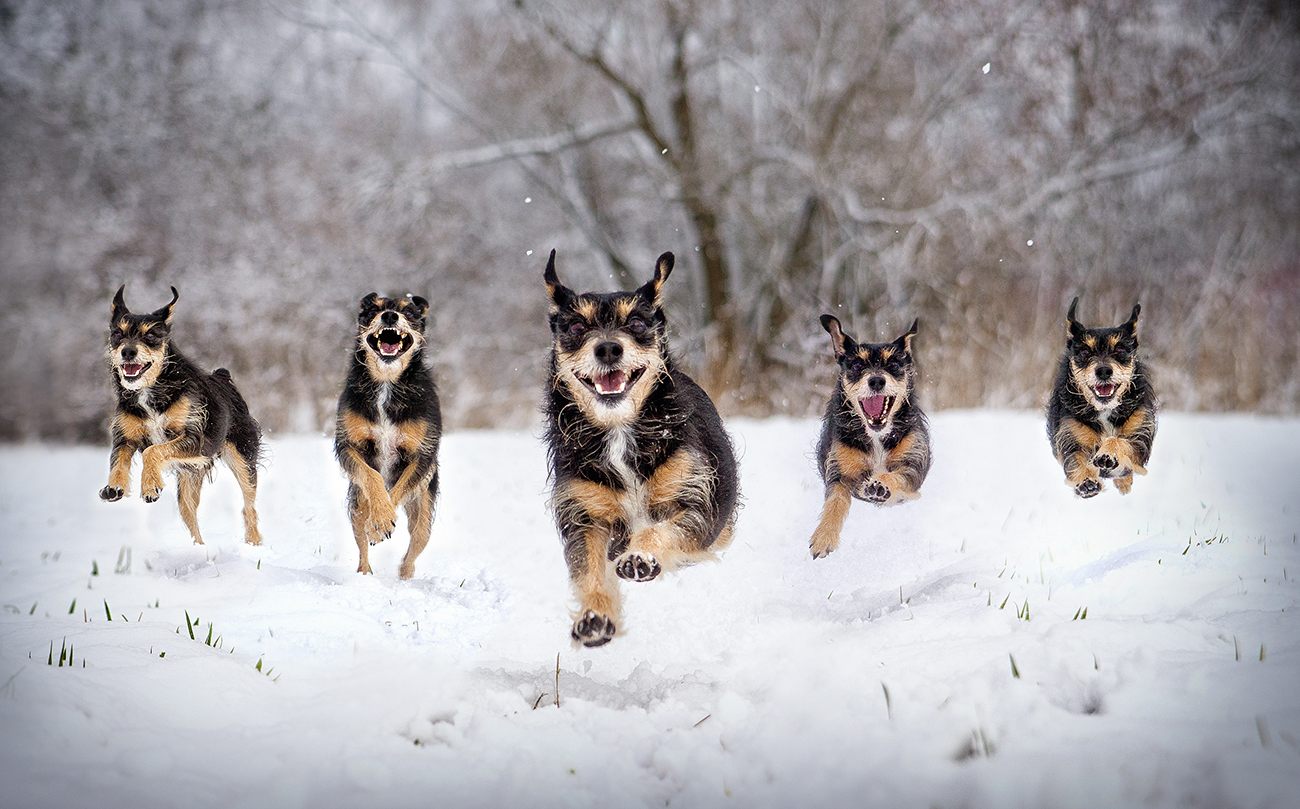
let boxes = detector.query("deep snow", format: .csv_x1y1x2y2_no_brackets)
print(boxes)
0,411,1297,808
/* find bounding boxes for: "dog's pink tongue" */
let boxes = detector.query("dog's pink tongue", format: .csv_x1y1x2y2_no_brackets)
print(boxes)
595,370,628,394
123,363,144,377
862,395,886,420
1095,383,1116,397
379,341,401,356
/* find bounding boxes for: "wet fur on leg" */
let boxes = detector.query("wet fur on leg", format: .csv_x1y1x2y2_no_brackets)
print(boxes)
334,293,442,579
1046,298,1158,498
542,250,740,647
810,315,930,559
101,286,262,546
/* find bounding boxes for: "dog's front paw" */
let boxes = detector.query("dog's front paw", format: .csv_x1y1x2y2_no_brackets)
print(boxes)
615,552,661,582
571,610,617,647
366,501,397,544
141,481,164,503
1092,451,1118,473
1074,478,1102,498
862,479,891,504
99,485,124,502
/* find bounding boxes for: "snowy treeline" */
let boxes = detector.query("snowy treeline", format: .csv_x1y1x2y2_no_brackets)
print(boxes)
1,0,1297,440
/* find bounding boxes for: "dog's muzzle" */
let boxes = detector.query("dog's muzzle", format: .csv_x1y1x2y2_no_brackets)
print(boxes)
367,328,414,362
579,367,646,400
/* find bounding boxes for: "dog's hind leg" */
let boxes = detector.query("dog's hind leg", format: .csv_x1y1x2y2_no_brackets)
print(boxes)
398,483,434,580
176,469,205,545
347,484,374,575
223,443,262,546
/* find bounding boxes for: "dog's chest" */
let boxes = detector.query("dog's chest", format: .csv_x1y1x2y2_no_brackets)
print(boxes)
372,385,400,478
603,426,652,527
135,391,173,446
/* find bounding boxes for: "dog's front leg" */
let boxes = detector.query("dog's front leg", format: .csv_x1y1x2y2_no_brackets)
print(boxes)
139,436,207,504
565,524,620,647
340,446,397,547
810,481,852,558
101,440,137,502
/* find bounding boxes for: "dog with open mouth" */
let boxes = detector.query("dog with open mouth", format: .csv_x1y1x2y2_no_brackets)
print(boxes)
543,249,739,647
809,315,931,559
1047,298,1157,498
100,285,263,546
334,293,442,579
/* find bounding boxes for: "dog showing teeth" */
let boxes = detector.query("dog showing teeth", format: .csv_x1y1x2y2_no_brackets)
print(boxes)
1047,297,1158,497
808,315,930,559
335,293,442,579
542,249,740,647
101,285,263,547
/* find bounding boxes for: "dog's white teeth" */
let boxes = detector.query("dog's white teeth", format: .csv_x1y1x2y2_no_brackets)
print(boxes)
593,371,629,395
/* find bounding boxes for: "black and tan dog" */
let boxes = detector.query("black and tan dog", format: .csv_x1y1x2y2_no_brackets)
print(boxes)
100,286,262,546
1047,298,1157,498
334,293,442,579
809,316,930,559
543,250,739,647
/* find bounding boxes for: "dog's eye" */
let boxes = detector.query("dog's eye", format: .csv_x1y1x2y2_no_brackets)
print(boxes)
142,333,160,346
566,322,587,338
110,329,123,343
849,360,865,376
1076,349,1092,362
626,317,647,335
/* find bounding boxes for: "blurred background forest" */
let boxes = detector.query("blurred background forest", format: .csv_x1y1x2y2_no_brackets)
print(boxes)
1,0,1297,441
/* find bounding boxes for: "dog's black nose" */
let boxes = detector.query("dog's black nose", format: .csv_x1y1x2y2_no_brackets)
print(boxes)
594,341,623,366
1095,365,1113,381
381,311,399,325
868,375,886,393
122,346,137,361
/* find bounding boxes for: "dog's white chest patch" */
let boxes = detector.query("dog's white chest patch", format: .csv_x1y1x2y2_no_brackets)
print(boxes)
135,392,170,446
866,433,887,476
373,384,399,478
605,425,650,531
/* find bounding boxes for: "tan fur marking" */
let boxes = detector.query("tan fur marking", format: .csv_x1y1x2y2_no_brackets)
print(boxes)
1113,475,1134,494
339,410,373,445
810,482,852,557
573,526,621,622
398,491,433,580
829,442,872,481
351,502,373,574
615,299,637,321
116,413,148,443
342,446,395,540
646,448,698,505
388,457,437,509
176,471,205,545
108,443,135,492
222,442,262,545
1083,334,1097,349
875,470,922,503
396,420,427,450
560,479,624,523
575,300,597,322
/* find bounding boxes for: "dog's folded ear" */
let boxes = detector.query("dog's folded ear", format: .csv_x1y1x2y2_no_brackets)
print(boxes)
151,287,179,323
819,314,853,358
408,294,430,321
543,249,576,314
111,285,129,319
358,292,380,324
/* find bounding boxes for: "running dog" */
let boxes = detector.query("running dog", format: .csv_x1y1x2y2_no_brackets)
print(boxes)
1047,298,1157,497
809,316,930,559
334,293,442,579
100,285,262,546
543,249,739,647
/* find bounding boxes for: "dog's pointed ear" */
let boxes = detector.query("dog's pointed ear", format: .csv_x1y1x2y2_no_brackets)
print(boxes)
111,285,128,319
544,249,575,313
151,287,179,323
1123,303,1141,331
1066,297,1085,342
897,318,919,352
636,252,674,306
820,314,853,358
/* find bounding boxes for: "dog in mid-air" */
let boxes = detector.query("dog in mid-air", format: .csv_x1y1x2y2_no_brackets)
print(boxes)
809,316,930,559
100,286,263,546
542,249,739,647
1047,298,1157,498
334,293,442,579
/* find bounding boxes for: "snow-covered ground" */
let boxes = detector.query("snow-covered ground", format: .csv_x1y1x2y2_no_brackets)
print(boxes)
1,411,1297,808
